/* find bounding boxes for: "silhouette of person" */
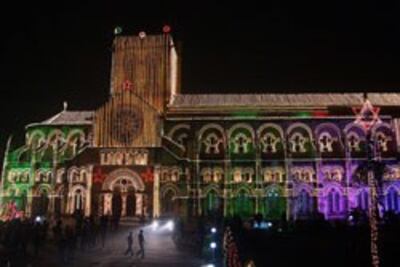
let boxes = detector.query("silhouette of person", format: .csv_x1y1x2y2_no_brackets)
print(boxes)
124,232,134,256
136,229,145,259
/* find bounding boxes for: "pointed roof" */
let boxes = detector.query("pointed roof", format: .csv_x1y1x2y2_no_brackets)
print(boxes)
26,110,94,128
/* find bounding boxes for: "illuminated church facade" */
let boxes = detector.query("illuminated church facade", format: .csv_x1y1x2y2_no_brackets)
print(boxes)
2,32,400,221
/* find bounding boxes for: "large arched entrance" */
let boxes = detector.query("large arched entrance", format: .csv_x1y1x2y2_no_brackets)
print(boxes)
102,168,145,218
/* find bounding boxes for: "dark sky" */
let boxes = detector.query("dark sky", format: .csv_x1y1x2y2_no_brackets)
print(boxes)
1,1,400,152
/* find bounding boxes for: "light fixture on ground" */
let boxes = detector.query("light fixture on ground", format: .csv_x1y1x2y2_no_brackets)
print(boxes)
151,220,159,231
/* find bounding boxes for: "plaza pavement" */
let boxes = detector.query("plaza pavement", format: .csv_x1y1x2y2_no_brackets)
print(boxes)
65,222,203,267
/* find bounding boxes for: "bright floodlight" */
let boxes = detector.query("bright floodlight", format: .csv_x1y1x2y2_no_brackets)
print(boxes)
35,216,41,223
267,222,273,227
151,220,159,231
211,227,217,233
210,242,217,249
166,220,174,231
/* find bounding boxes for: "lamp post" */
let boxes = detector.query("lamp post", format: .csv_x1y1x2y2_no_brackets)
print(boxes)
353,94,381,267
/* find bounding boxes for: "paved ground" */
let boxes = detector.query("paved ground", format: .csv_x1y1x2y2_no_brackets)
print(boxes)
67,223,203,267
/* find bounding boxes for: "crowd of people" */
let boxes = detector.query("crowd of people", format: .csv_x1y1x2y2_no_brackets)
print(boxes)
227,209,400,267
0,212,123,266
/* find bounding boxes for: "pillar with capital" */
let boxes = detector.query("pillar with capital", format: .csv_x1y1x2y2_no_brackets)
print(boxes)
121,194,127,216
153,165,161,218
136,193,143,216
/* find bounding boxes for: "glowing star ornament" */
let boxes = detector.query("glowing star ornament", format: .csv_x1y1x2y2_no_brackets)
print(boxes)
353,98,381,131
353,94,382,267
93,168,106,184
141,167,154,183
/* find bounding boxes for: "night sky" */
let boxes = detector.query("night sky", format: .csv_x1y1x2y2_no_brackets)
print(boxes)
1,1,400,155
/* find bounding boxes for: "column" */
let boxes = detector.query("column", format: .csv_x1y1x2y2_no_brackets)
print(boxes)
136,193,143,216
26,192,33,217
153,165,161,218
85,166,93,216
121,194,127,216
104,193,112,215
48,194,56,217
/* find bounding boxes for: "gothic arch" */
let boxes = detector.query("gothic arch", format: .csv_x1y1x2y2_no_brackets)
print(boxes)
167,123,191,139
315,122,344,146
265,184,284,196
27,129,46,146
293,184,314,197
233,185,252,197
343,123,366,136
103,168,145,192
34,184,52,197
66,129,85,142
228,123,255,139
68,167,80,183
384,184,400,195
371,122,392,135
257,123,284,139
198,123,226,142
161,183,180,198
286,122,313,138
70,184,87,195
203,184,221,196
321,183,345,196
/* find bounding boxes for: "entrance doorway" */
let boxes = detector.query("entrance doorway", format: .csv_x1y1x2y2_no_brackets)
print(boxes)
112,187,122,218
126,188,136,217
101,168,146,218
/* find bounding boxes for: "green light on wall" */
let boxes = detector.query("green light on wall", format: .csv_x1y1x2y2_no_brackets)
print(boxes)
296,112,312,118
232,111,258,118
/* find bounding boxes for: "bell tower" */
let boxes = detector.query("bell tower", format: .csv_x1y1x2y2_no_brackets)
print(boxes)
109,31,181,113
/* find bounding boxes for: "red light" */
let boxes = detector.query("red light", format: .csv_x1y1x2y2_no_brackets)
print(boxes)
312,110,328,118
163,25,171,33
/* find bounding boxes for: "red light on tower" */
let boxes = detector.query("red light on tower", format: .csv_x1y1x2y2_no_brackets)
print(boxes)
163,25,171,34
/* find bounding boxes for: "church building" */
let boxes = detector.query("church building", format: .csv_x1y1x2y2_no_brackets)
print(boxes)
2,31,400,221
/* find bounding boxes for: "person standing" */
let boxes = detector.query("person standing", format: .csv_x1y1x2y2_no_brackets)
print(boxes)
136,230,145,259
124,232,134,257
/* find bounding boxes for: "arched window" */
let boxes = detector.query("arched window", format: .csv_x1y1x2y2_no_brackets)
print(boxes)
162,189,177,214
327,189,341,214
318,132,335,152
171,168,180,182
260,133,280,153
347,132,361,152
298,190,313,215
358,190,369,210
289,133,308,153
213,168,223,183
74,189,84,212
203,133,223,154
233,169,242,183
204,190,219,215
386,188,399,212
202,168,213,183
235,190,253,217
232,133,252,154
265,188,283,219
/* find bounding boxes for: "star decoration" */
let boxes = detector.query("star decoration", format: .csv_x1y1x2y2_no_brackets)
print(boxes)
353,99,381,130
141,167,154,183
93,167,106,184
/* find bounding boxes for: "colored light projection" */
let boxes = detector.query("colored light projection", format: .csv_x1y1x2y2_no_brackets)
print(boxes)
1,125,87,216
